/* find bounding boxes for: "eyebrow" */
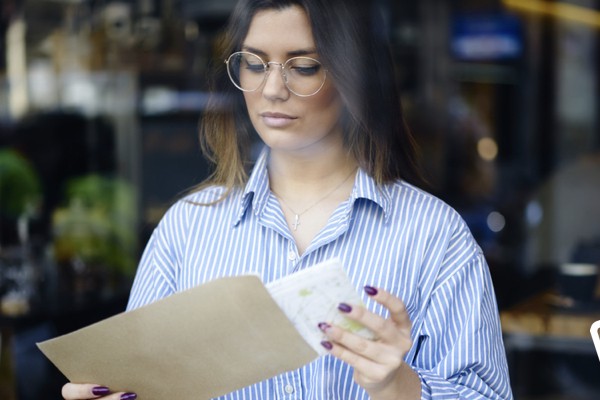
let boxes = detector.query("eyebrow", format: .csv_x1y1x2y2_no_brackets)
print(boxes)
241,45,318,58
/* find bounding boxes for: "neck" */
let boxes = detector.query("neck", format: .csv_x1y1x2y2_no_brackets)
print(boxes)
268,148,358,198
267,147,358,244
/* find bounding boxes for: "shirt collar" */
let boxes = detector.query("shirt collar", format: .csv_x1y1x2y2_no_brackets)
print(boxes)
233,147,271,226
352,168,392,223
233,147,393,225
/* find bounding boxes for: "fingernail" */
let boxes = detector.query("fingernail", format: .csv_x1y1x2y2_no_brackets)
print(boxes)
338,303,352,313
318,322,331,331
121,393,137,400
321,340,333,350
92,386,110,396
364,285,378,296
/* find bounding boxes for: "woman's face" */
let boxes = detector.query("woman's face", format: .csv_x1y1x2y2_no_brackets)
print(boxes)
240,6,344,157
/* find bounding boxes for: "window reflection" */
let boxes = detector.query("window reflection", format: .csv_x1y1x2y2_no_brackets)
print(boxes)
0,0,598,399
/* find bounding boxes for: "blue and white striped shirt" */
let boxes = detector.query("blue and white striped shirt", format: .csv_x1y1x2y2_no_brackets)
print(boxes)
127,149,513,399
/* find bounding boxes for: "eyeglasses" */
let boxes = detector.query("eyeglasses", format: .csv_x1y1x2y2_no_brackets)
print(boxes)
225,51,327,97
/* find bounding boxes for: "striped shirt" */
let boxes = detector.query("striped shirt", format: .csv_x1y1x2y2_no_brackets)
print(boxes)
127,149,513,399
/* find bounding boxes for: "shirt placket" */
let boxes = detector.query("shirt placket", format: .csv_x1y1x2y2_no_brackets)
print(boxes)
273,370,303,399
287,240,300,270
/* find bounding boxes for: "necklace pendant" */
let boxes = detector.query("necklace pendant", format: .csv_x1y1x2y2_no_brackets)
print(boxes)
292,214,300,231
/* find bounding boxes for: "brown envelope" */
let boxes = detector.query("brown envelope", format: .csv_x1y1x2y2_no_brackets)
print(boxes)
37,275,318,400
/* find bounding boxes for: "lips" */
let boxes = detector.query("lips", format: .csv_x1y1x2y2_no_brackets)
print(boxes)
260,112,297,128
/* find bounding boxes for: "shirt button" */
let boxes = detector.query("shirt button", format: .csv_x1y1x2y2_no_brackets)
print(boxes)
288,251,297,261
284,385,294,394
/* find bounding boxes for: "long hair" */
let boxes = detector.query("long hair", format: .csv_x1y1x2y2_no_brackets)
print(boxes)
196,0,423,199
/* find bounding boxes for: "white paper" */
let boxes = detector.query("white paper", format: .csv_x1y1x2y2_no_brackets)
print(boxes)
266,258,375,354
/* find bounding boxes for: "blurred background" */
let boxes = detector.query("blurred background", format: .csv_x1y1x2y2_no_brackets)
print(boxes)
0,0,599,398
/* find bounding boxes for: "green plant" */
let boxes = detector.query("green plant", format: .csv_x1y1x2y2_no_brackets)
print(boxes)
52,174,137,277
0,149,41,218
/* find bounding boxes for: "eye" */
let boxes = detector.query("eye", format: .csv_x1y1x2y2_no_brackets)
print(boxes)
238,54,265,73
292,64,320,76
288,58,322,76
243,60,265,73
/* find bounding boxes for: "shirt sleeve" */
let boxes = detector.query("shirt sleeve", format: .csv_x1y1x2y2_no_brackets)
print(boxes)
411,229,513,399
126,201,189,311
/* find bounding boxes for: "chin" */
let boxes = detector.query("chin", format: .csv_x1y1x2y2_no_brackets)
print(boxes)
262,138,306,153
257,128,301,150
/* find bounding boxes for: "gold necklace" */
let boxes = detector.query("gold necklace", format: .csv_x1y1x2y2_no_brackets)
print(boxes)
273,168,357,231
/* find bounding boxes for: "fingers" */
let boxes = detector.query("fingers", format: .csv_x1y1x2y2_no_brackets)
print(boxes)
323,323,403,365
332,288,411,344
321,321,407,389
319,286,415,393
364,286,412,329
326,341,398,383
318,286,412,363
62,383,101,399
62,383,137,400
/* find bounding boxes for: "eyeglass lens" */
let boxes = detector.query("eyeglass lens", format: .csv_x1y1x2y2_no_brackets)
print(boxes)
226,52,326,96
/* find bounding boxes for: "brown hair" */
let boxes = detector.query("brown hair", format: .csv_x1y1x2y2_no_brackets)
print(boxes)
194,0,423,199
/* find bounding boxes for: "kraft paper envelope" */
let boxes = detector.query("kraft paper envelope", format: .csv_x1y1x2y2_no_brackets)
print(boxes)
37,275,318,400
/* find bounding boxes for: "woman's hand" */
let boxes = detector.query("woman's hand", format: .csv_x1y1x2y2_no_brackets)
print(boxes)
318,286,421,400
61,383,137,400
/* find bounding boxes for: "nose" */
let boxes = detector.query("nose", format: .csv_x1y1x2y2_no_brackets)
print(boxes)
262,62,290,100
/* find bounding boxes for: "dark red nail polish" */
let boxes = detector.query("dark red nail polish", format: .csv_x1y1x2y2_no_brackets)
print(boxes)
364,286,378,296
92,386,110,396
318,322,331,331
120,393,137,400
321,340,333,350
338,303,352,313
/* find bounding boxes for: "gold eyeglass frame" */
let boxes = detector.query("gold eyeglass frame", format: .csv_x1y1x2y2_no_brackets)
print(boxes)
225,51,328,97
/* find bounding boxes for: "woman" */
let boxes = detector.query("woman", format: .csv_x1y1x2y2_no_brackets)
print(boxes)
62,0,512,399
